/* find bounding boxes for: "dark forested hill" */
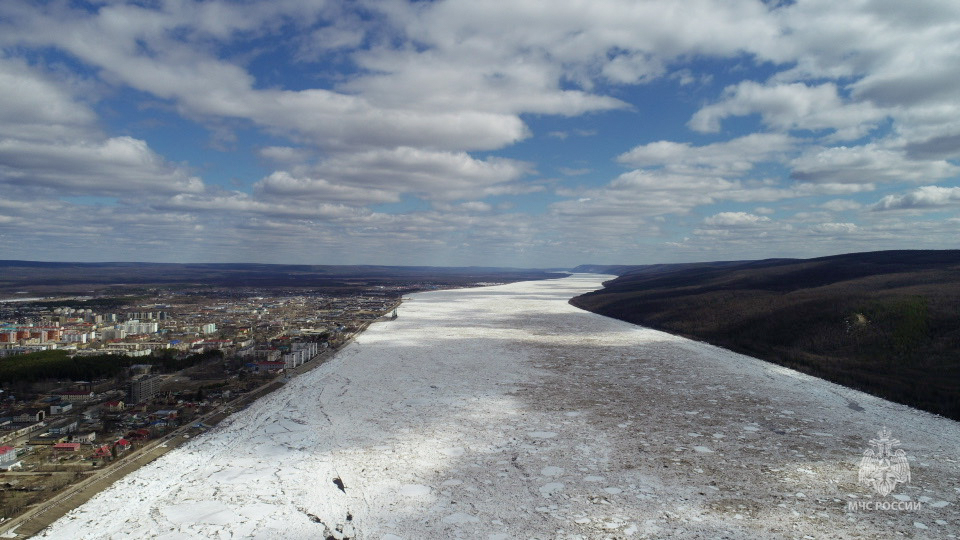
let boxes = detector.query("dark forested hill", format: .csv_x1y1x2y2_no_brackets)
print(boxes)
571,250,960,420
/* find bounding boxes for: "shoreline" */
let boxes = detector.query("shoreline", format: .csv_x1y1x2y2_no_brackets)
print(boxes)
0,305,395,539
26,275,960,538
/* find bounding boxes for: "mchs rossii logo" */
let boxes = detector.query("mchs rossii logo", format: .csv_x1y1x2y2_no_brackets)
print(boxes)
848,427,919,511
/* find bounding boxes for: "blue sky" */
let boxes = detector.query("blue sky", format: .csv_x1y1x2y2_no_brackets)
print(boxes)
1,0,959,267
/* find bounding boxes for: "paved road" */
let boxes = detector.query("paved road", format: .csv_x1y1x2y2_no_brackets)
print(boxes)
0,334,363,538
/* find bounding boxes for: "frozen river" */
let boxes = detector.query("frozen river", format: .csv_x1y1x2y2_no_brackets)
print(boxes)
41,275,959,539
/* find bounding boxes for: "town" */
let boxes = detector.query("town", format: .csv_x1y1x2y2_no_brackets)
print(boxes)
0,283,414,520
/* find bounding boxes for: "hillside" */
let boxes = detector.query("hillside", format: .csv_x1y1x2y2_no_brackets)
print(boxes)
571,250,960,420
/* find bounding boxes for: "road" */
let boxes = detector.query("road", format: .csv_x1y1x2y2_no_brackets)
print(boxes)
0,329,369,539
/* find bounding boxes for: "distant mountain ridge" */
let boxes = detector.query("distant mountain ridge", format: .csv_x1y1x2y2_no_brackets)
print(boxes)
571,249,960,420
572,259,795,278
0,260,563,294
0,260,549,273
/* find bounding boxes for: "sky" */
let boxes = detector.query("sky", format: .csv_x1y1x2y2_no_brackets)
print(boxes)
1,0,959,268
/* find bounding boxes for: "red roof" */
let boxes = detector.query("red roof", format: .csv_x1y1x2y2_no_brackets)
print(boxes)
53,443,81,451
0,446,14,455
115,438,130,446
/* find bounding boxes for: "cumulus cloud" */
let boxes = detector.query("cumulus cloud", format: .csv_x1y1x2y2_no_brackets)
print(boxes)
0,137,204,195
689,81,885,140
790,144,960,185
0,57,96,141
820,199,862,212
257,146,313,165
2,0,960,265
702,212,771,227
254,147,535,203
550,170,737,235
316,147,531,194
354,0,781,106
809,222,859,234
0,56,207,197
618,133,794,176
872,186,960,211
0,2,531,153
157,192,366,220
253,172,400,205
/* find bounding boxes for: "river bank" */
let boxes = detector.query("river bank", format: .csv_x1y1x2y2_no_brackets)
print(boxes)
0,313,384,539
35,276,960,538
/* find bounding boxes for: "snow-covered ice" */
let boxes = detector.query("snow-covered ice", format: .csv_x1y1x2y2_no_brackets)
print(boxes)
40,275,960,538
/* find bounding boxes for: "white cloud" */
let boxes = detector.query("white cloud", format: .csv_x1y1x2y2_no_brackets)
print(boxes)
458,201,493,213
0,2,530,153
618,133,794,176
820,199,862,212
157,192,365,220
0,129,204,196
0,57,96,141
253,172,399,205
254,146,538,206
809,222,859,234
790,144,960,185
317,147,529,190
2,0,960,265
0,135,204,196
257,147,313,165
702,212,771,227
689,81,885,140
872,185,960,211
0,57,207,197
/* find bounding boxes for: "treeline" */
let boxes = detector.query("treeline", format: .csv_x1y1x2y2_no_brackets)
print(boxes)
29,297,139,310
0,349,223,385
571,250,960,421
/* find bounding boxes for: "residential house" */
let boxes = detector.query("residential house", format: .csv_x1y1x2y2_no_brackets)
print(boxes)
28,435,67,446
48,421,78,435
71,431,96,443
0,421,46,445
105,400,125,412
253,360,286,373
13,409,45,423
50,402,73,415
52,442,82,453
126,428,150,441
152,409,178,420
0,446,21,470
59,390,95,403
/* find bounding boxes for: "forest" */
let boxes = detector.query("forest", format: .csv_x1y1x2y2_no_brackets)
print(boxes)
0,349,223,385
571,250,960,420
